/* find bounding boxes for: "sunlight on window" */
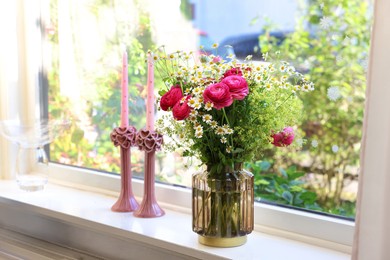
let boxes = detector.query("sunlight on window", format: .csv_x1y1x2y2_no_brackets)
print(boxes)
44,0,372,219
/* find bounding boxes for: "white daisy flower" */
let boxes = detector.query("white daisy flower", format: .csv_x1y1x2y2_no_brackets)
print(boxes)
193,87,203,96
210,121,218,129
204,102,214,111
226,146,232,153
264,83,272,91
202,114,212,123
279,64,287,72
188,115,197,122
216,126,225,135
190,110,198,117
195,131,203,138
225,128,233,135
220,137,227,143
194,125,203,132
254,75,263,83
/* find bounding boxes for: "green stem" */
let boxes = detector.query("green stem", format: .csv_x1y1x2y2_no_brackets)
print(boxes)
275,93,294,110
222,107,234,152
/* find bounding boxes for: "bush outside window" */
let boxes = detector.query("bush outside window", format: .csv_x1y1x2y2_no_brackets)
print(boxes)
44,0,371,219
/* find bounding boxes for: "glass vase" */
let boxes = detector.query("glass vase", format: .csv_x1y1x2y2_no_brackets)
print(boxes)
192,164,254,247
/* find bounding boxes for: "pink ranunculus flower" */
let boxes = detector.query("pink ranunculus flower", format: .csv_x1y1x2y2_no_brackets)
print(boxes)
203,82,233,110
172,96,192,120
221,75,249,100
271,127,295,147
223,67,243,78
160,85,183,111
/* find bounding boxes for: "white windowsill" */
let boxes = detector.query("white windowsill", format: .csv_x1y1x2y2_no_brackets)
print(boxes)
0,180,350,260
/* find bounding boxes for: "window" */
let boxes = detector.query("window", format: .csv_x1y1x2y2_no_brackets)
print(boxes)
42,0,371,220
0,0,372,248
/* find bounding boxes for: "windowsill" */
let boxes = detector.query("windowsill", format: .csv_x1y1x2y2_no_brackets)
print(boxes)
0,180,350,260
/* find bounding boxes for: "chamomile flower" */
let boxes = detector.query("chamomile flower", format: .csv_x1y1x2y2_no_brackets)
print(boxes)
222,124,231,133
194,124,203,132
188,115,197,122
254,75,263,83
265,83,272,90
292,85,300,93
195,130,203,138
279,64,287,72
301,84,312,92
280,75,288,82
204,102,214,111
193,87,203,96
152,54,159,61
212,43,219,49
202,114,212,123
220,137,227,143
225,128,233,135
285,66,294,75
216,126,225,135
226,146,232,153
190,110,198,117
210,121,218,129
187,97,200,109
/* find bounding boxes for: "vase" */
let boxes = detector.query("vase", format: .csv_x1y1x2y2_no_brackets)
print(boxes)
192,164,254,247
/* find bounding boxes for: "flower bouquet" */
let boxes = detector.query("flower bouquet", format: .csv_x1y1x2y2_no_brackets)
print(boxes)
154,47,314,246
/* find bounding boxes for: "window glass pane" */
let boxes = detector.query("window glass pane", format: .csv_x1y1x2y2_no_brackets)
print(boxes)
44,0,372,218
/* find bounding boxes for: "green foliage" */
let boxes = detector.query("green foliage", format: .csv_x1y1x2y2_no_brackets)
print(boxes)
48,1,155,174
246,161,321,210
259,0,372,214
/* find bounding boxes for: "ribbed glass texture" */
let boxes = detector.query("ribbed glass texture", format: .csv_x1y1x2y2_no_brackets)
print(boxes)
192,168,254,239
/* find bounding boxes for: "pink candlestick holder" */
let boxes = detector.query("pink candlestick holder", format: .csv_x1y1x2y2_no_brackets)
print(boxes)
110,126,139,212
133,129,165,218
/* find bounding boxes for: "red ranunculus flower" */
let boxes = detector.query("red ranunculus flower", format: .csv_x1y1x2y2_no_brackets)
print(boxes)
172,96,192,120
160,85,183,111
203,82,233,110
223,67,242,78
221,75,249,100
271,127,295,147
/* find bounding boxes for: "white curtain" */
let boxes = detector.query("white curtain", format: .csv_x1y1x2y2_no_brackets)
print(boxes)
0,0,40,179
352,0,390,259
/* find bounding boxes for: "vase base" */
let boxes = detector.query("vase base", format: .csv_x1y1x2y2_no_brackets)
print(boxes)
198,235,247,247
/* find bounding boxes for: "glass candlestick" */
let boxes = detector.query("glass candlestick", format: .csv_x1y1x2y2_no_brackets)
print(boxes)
0,119,70,191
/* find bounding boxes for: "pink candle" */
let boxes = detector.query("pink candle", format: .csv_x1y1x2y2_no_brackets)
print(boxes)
146,53,154,130
121,50,129,128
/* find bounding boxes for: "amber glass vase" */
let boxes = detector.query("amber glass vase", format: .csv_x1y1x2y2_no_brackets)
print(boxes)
192,164,254,247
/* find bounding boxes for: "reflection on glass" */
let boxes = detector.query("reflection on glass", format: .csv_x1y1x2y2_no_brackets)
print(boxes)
43,0,371,218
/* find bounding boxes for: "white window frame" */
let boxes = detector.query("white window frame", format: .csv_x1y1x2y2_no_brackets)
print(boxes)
6,0,385,254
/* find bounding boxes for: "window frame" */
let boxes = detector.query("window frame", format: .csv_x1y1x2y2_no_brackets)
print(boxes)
2,0,375,253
